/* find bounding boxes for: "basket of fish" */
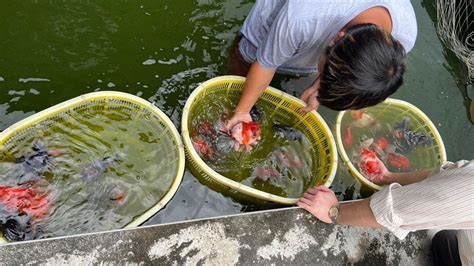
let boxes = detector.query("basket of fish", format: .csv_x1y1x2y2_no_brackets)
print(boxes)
182,75,338,205
0,91,185,243
335,98,446,190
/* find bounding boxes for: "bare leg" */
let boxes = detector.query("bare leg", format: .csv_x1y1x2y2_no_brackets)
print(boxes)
470,98,474,123
226,35,251,77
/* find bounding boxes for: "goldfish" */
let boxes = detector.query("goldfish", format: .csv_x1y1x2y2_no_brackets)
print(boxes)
0,185,50,241
350,110,377,128
362,137,410,170
343,111,378,149
387,152,410,169
253,166,281,182
109,186,127,204
192,108,263,160
275,146,302,169
343,126,353,148
192,135,216,159
230,121,261,152
358,148,388,183
367,137,388,158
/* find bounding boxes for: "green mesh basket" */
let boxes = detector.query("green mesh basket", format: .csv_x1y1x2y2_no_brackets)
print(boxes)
182,76,338,205
0,91,185,243
335,98,447,190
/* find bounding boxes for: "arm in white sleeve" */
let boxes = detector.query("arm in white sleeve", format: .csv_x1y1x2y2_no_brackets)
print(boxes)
370,160,474,239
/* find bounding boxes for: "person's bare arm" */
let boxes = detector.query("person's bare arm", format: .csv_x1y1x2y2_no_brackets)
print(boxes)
298,186,382,227
234,60,276,113
338,198,382,227
224,61,276,131
381,169,433,186
299,77,320,113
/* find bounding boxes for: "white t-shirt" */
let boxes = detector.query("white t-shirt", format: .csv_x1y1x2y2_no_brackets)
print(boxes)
239,0,418,74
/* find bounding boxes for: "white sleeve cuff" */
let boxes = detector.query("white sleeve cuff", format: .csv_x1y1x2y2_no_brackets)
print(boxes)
370,183,411,239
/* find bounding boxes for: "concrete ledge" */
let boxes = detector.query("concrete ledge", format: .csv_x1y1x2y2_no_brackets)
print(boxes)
0,207,431,265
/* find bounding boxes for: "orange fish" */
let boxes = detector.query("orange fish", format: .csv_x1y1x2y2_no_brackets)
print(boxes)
192,136,215,159
387,152,410,169
195,121,217,139
377,137,389,150
370,137,389,157
350,110,376,128
0,185,49,220
109,187,127,204
254,166,281,181
343,126,353,148
358,148,388,183
231,121,261,151
275,147,302,169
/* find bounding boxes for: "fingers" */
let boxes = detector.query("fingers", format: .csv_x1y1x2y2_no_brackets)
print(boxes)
298,197,313,206
300,91,320,114
302,192,315,201
299,88,312,103
316,186,331,192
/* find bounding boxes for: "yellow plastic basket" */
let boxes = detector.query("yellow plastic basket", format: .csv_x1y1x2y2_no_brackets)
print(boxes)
335,98,447,191
0,91,185,243
182,76,338,205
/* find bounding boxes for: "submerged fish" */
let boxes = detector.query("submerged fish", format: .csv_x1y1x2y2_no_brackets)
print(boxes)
343,111,378,149
362,137,411,170
192,135,216,159
387,152,410,169
273,124,304,141
253,166,281,182
393,117,433,153
343,126,353,148
249,106,264,122
0,185,50,241
14,141,64,184
230,121,261,152
275,146,302,169
109,186,127,204
192,108,262,159
358,148,388,183
80,152,122,182
350,110,377,128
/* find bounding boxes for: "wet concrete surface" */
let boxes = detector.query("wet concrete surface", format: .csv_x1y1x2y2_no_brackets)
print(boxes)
0,207,431,265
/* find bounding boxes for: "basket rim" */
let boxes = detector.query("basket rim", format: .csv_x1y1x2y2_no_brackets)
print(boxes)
181,75,338,204
335,98,447,191
0,91,185,243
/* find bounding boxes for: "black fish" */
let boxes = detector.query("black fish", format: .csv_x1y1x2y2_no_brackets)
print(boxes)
250,106,264,122
13,141,60,185
0,213,38,241
393,117,433,153
214,132,237,156
15,142,52,174
80,152,122,182
273,124,304,141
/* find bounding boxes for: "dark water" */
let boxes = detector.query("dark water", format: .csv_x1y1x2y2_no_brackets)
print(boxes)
0,0,472,230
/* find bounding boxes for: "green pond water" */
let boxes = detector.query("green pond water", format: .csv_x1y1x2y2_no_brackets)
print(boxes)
190,95,317,198
340,109,445,186
0,105,178,240
0,0,472,228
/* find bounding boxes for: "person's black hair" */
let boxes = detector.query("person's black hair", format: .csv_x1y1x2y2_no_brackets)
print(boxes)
318,23,406,110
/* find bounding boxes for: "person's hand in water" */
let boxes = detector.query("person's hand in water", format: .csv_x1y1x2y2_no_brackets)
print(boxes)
300,78,321,113
297,186,338,224
223,112,252,133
